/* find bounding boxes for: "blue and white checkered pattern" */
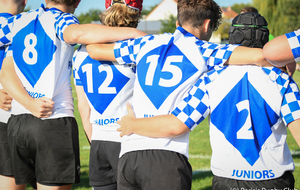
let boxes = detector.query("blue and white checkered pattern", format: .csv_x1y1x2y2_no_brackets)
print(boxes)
0,4,79,118
114,35,152,65
54,12,79,42
172,67,225,130
172,65,300,180
114,27,238,67
0,4,78,47
0,12,14,123
115,27,239,158
197,42,238,70
172,66,300,129
286,29,300,63
0,16,14,46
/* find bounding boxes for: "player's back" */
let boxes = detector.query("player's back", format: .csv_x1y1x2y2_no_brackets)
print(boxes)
116,26,238,157
2,4,79,118
73,45,136,141
204,65,296,181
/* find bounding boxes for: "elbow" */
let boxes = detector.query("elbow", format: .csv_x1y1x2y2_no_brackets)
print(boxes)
166,119,189,137
86,45,98,60
63,25,81,44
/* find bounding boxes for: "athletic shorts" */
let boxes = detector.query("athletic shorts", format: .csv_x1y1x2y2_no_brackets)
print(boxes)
89,140,121,186
212,171,295,190
118,150,192,190
7,114,80,185
0,121,13,176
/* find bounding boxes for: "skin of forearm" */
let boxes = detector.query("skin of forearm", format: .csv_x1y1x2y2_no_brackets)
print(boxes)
288,119,300,147
64,24,145,45
263,35,295,67
75,86,92,143
0,57,32,108
86,43,116,61
227,46,272,67
127,115,189,138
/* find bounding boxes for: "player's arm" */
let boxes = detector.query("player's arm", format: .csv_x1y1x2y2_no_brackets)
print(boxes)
263,35,295,67
226,46,272,67
0,88,12,111
287,119,300,147
117,103,190,138
86,43,116,62
0,56,54,118
64,24,147,45
75,85,92,144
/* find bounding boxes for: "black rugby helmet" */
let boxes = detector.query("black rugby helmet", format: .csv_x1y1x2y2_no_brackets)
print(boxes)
229,12,269,48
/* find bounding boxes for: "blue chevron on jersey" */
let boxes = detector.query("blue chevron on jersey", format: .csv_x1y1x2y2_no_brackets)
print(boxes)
11,19,56,88
211,73,278,166
137,44,198,109
78,55,131,114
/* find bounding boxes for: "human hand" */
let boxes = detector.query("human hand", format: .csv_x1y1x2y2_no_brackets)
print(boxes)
26,97,54,118
286,62,296,76
117,102,136,137
0,89,13,111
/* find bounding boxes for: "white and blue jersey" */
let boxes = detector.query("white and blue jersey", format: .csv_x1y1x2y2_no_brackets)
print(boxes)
73,45,135,142
114,26,239,157
0,4,79,119
0,13,13,123
173,65,300,181
286,29,300,63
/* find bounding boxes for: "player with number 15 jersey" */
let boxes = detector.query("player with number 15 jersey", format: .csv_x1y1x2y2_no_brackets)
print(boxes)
114,26,239,158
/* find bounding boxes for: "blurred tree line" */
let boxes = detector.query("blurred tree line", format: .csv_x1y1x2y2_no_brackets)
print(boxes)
253,0,300,37
24,1,299,37
75,4,158,24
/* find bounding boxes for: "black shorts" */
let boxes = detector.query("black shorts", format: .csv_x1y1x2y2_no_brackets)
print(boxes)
89,140,121,186
7,114,80,185
0,121,13,176
212,171,295,190
118,150,192,190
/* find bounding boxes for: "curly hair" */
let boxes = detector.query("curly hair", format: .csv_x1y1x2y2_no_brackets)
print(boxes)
177,0,222,31
100,2,140,28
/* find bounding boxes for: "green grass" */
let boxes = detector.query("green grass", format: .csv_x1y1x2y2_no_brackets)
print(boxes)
26,71,300,190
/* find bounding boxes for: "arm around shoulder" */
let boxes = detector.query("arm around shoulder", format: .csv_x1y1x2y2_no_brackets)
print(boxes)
63,24,147,45
263,35,295,67
117,103,190,138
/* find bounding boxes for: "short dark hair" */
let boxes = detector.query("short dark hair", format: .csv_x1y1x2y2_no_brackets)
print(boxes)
241,7,258,13
177,0,222,31
48,0,78,6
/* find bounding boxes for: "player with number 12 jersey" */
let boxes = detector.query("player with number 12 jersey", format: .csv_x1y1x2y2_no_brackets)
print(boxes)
73,45,135,142
114,26,239,158
0,4,78,118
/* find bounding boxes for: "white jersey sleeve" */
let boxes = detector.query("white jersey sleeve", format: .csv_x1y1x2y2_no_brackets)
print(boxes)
115,27,238,158
285,29,300,63
172,65,300,180
0,13,13,123
4,4,79,118
73,45,135,142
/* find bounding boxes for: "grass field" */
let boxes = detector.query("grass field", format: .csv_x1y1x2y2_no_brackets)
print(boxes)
27,71,300,190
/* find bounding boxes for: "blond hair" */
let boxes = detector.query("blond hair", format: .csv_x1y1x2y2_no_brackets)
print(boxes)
100,1,140,28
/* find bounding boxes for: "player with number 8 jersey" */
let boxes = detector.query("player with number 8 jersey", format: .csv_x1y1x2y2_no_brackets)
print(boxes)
0,0,146,189
1,4,78,117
